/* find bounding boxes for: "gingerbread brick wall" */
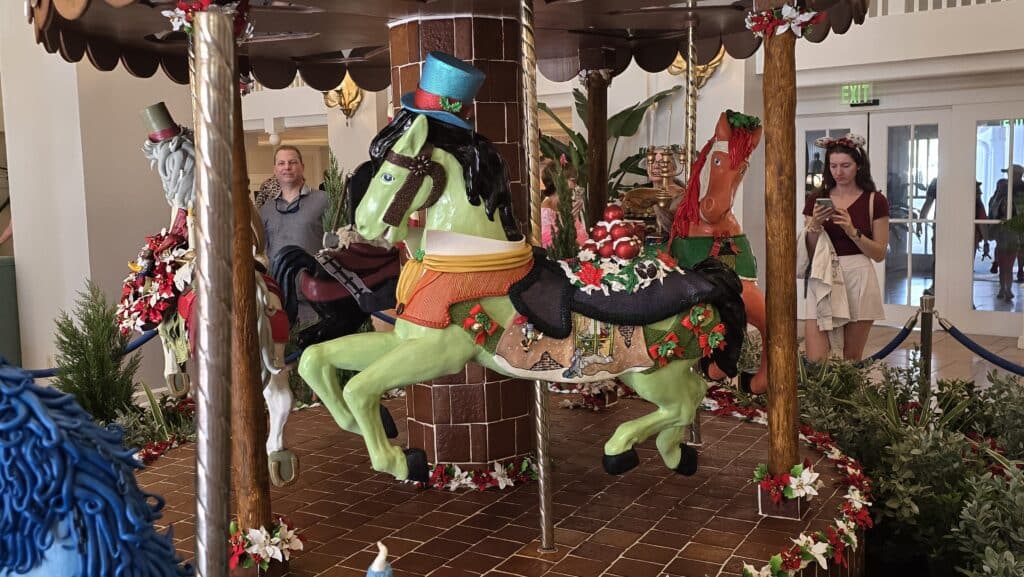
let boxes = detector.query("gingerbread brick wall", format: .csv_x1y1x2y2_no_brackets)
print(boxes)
406,363,535,468
389,17,529,228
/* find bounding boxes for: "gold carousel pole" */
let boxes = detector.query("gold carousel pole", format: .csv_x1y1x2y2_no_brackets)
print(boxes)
520,0,555,553
192,10,235,577
684,4,704,446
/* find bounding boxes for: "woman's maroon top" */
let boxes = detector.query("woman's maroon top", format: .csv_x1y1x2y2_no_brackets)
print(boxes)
803,190,890,256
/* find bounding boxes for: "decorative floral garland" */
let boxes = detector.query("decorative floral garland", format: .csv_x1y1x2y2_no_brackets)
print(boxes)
560,245,683,296
720,396,874,577
424,457,537,491
116,232,193,336
228,517,303,571
745,3,825,39
462,304,500,345
753,461,822,506
162,0,255,42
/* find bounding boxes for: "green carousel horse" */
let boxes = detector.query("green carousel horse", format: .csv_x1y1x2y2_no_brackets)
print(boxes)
299,109,747,482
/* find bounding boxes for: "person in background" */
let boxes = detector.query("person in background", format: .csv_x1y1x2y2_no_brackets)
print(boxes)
259,145,328,266
802,133,890,362
988,165,1024,300
540,160,587,249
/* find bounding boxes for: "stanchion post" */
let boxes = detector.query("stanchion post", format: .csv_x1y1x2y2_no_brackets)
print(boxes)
919,294,934,406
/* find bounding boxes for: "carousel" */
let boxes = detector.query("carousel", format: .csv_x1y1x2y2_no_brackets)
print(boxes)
1,1,873,576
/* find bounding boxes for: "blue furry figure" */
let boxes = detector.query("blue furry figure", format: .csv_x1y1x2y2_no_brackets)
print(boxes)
0,359,194,577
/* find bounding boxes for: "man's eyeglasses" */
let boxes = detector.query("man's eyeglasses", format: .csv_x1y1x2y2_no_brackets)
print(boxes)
275,197,301,214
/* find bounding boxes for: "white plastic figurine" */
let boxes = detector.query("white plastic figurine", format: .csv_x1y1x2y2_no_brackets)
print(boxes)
367,542,392,577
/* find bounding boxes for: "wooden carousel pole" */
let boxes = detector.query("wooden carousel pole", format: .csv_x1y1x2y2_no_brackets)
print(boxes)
758,0,800,475
231,59,273,535
585,69,611,226
192,10,235,577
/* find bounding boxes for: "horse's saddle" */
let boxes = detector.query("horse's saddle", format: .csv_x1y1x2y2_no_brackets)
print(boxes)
509,248,731,340
300,243,400,311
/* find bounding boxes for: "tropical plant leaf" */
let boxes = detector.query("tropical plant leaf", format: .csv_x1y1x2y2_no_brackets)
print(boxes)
607,86,681,138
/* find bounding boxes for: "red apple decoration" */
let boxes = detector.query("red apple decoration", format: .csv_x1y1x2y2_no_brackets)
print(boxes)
610,223,633,240
598,242,615,259
591,225,610,241
603,204,625,222
614,239,641,260
582,240,598,253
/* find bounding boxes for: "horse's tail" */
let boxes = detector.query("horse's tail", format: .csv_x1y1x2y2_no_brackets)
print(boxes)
271,245,320,325
693,257,747,378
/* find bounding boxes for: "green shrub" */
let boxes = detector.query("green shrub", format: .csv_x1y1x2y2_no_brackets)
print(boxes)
952,469,1024,576
976,372,1024,459
53,280,140,422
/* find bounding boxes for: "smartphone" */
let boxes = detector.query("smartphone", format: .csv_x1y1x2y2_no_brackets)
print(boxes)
815,198,834,210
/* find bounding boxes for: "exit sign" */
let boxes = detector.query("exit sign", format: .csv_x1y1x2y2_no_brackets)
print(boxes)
841,83,878,106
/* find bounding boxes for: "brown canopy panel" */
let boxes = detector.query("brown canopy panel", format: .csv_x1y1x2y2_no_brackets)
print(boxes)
31,0,867,90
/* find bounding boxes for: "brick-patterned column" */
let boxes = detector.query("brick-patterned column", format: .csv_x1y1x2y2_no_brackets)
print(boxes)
406,365,534,468
389,17,535,468
389,17,528,227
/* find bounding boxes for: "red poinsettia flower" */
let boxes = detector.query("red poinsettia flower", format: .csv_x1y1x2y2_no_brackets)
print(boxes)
656,250,678,268
577,262,604,287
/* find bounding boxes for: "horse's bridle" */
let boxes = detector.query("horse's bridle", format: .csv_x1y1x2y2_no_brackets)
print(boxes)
382,143,448,227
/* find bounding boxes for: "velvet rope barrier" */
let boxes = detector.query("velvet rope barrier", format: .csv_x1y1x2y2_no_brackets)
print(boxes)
937,315,1024,376
868,310,920,361
23,329,159,379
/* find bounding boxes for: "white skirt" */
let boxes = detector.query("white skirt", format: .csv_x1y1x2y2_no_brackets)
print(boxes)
804,253,885,322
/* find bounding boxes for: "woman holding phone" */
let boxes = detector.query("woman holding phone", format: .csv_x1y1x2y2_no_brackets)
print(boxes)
802,134,890,362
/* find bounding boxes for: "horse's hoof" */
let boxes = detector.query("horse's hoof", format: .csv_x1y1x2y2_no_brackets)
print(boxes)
167,373,190,398
675,443,699,476
404,448,429,484
268,450,299,487
380,405,399,439
603,448,640,475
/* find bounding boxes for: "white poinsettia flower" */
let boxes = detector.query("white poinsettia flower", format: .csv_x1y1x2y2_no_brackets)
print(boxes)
790,466,821,499
825,446,843,460
793,534,829,569
162,9,188,31
599,260,621,275
741,562,773,577
833,519,858,547
276,524,303,559
245,527,272,556
577,248,596,262
492,462,514,490
844,488,871,509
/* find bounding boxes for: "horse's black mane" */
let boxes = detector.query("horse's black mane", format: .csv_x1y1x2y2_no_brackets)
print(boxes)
368,109,522,241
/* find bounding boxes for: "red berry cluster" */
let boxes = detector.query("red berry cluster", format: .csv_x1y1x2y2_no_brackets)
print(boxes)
581,204,646,261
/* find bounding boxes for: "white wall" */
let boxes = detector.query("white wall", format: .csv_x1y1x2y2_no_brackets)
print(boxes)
0,2,92,371
328,89,390,176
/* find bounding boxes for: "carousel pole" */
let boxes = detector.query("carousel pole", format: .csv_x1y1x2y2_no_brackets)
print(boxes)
231,54,273,534
520,0,555,552
585,69,611,226
192,11,235,577
758,0,800,475
684,6,703,447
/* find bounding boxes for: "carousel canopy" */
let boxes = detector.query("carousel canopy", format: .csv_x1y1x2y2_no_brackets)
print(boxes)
30,0,868,91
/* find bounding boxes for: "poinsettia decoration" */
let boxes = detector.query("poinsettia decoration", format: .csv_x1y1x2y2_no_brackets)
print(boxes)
116,231,194,335
745,3,825,39
462,304,500,345
163,0,255,42
681,305,728,358
424,457,537,491
648,333,684,367
753,460,823,506
228,516,303,571
560,244,684,296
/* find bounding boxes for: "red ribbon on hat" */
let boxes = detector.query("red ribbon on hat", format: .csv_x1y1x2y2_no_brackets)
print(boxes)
148,126,181,143
413,88,470,119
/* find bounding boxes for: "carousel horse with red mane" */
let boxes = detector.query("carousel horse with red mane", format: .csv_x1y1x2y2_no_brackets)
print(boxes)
659,110,768,395
298,52,748,483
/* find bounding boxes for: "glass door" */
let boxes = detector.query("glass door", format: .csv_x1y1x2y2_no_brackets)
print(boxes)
794,114,869,320
869,110,950,325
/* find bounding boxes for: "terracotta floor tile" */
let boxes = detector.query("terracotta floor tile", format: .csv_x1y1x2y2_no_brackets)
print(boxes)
606,557,664,577
678,542,733,564
416,537,471,560
570,541,623,563
663,558,724,577
588,528,641,549
446,551,504,573
391,552,447,575
692,528,746,549
495,555,553,577
513,540,569,562
550,555,609,577
622,543,676,564
470,537,525,558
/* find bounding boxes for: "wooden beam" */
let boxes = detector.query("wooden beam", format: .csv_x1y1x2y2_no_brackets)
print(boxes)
231,71,273,532
761,29,799,476
585,70,611,226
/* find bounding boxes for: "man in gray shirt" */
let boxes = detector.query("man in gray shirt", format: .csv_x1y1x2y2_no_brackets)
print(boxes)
260,145,328,266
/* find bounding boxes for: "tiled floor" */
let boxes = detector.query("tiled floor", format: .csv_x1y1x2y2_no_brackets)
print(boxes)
138,326,1021,577
141,401,856,577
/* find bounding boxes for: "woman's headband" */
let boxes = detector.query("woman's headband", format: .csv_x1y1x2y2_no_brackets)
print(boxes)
814,133,866,152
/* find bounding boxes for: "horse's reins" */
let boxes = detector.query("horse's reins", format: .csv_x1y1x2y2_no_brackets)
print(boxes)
382,143,448,227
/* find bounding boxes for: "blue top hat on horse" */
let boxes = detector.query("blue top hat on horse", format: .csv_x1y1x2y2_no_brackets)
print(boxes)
297,52,747,483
